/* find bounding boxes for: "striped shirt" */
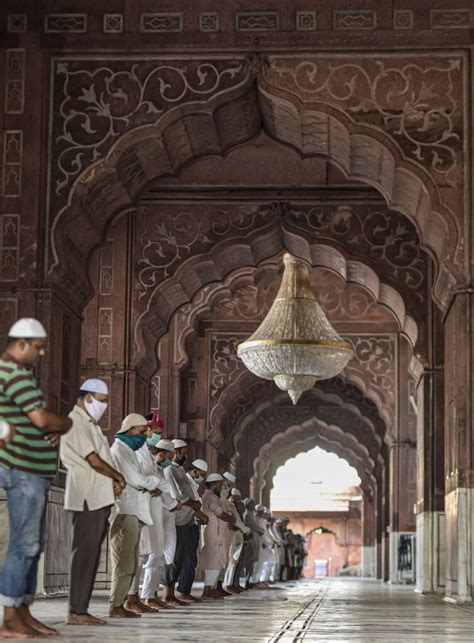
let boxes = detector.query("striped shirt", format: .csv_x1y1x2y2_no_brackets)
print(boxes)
0,355,57,478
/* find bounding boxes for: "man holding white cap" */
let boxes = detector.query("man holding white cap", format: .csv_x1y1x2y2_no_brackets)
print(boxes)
163,439,202,604
0,318,72,639
60,378,126,626
109,414,163,618
176,458,209,602
200,474,235,600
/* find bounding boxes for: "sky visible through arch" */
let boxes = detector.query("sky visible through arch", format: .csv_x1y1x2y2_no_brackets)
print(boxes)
270,447,361,512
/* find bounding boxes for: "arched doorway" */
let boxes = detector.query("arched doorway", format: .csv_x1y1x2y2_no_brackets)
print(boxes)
271,446,362,580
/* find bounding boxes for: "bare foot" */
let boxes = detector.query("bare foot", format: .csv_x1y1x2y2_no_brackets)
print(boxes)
124,599,156,614
67,612,107,625
15,606,57,637
201,589,224,601
149,597,175,609
142,599,160,611
174,593,193,603
1,618,44,638
177,593,201,603
160,598,184,607
108,606,141,619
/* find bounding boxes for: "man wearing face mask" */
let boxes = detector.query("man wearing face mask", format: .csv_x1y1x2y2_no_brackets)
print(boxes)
60,379,126,626
176,459,209,602
109,414,163,618
129,422,180,612
162,439,203,605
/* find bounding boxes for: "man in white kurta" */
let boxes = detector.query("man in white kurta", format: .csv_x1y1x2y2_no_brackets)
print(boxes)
109,414,163,618
222,483,250,592
252,505,275,586
199,474,235,600
130,438,178,610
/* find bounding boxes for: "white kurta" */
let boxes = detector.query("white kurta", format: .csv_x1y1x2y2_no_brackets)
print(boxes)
110,439,161,524
135,445,176,556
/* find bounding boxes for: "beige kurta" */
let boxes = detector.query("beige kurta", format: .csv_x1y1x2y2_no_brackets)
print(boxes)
199,489,230,570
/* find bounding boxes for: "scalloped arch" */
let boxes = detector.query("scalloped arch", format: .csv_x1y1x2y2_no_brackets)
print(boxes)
249,419,375,501
51,70,459,315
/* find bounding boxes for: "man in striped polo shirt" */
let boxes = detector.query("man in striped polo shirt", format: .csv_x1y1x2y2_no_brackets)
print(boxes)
0,318,72,639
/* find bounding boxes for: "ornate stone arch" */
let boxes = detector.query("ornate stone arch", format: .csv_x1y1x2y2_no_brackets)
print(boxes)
46,54,465,314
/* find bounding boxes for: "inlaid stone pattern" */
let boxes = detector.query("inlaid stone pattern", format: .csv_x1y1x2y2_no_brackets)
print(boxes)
140,13,183,33
200,13,219,32
393,10,414,30
333,10,376,30
4,49,25,114
235,11,279,31
7,14,26,33
296,11,316,31
2,131,23,198
430,9,473,28
0,214,20,281
44,13,87,33
103,13,123,33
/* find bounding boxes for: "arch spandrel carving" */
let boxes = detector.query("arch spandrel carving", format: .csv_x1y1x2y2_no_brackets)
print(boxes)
47,54,467,315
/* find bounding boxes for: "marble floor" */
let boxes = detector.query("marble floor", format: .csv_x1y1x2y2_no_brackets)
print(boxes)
24,579,473,642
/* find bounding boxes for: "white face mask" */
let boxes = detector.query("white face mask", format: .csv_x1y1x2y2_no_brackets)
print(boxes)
85,397,108,423
194,475,204,484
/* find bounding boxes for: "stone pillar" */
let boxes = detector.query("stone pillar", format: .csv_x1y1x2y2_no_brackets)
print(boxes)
362,492,376,577
415,368,445,594
444,291,474,603
388,337,417,583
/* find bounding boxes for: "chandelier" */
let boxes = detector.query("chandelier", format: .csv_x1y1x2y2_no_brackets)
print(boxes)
237,254,354,404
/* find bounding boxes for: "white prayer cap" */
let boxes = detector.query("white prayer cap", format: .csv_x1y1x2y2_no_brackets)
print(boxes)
118,413,148,434
231,488,241,496
255,504,265,512
191,459,208,472
8,318,47,339
172,439,188,449
155,439,175,451
206,473,224,483
80,379,109,395
223,471,236,484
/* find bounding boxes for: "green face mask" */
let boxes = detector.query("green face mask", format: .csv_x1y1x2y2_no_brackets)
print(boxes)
146,432,161,447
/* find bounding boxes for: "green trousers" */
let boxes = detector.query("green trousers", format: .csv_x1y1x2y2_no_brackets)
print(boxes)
109,513,142,608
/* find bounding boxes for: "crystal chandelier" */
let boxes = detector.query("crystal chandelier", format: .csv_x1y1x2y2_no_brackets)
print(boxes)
237,253,354,404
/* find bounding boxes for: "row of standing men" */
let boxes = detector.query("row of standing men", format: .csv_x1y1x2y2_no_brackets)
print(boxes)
0,319,306,639
62,379,307,619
